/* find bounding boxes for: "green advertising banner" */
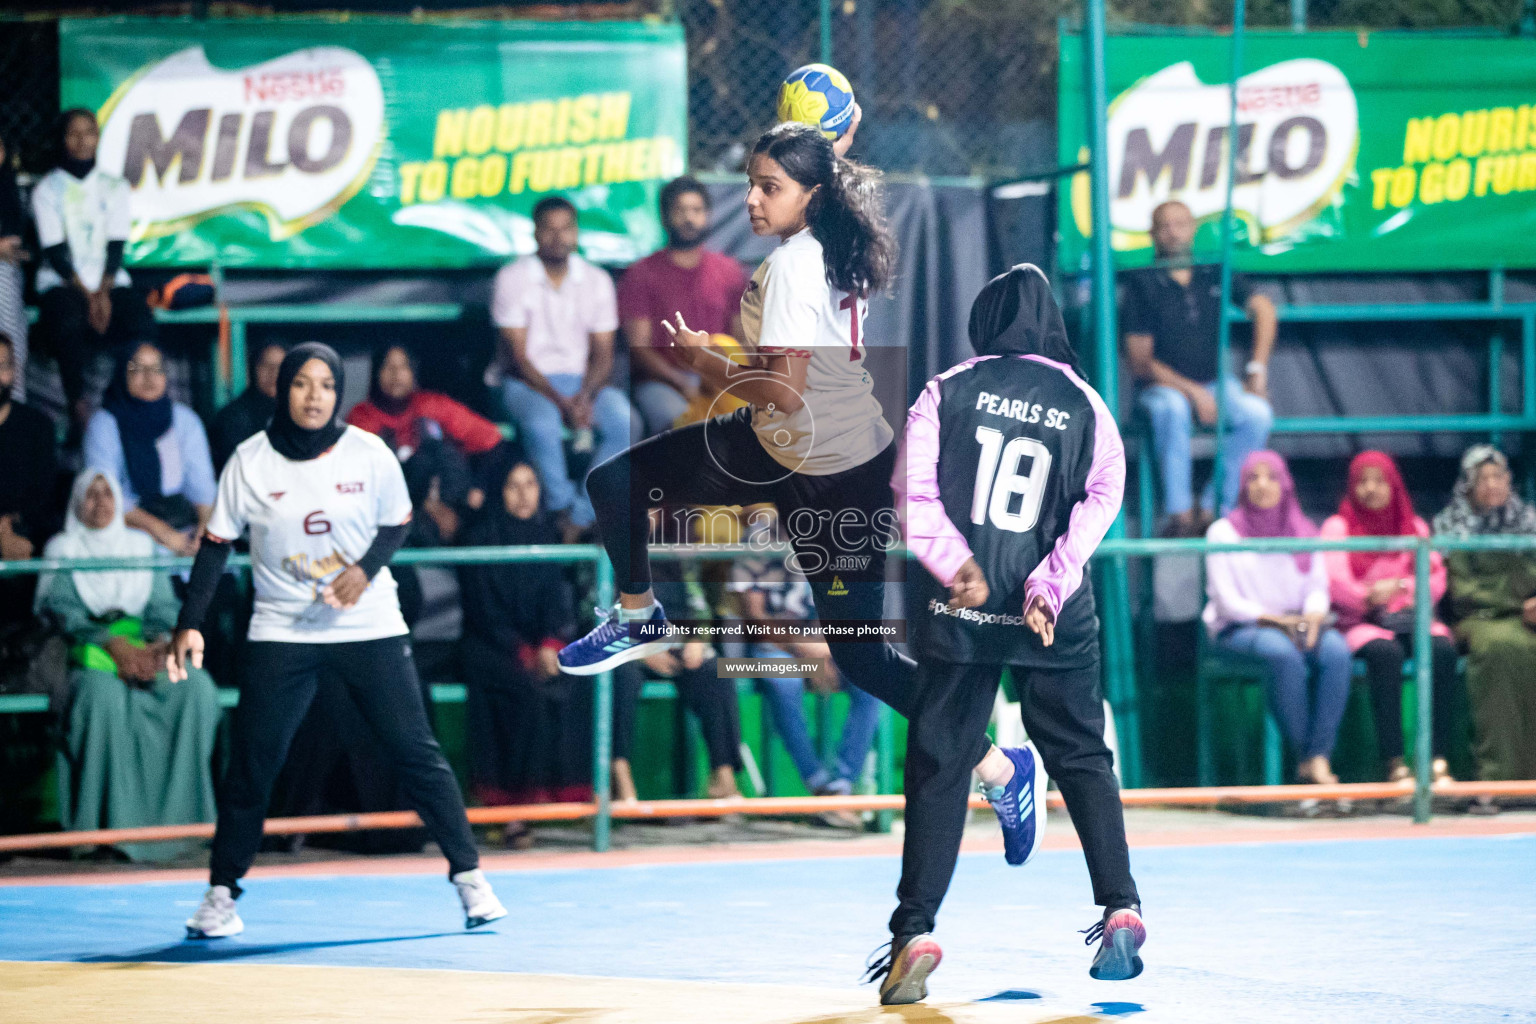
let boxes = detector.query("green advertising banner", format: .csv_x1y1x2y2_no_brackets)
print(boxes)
1058,31,1536,272
60,17,688,269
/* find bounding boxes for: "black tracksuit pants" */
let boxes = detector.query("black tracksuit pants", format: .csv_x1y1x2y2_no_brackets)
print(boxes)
890,656,1139,939
612,657,743,771
209,636,479,892
585,407,917,718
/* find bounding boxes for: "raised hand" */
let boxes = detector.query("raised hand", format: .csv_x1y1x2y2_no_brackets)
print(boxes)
660,312,711,348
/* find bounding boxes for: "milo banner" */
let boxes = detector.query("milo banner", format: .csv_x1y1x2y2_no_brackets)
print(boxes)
59,17,687,268
1058,31,1536,272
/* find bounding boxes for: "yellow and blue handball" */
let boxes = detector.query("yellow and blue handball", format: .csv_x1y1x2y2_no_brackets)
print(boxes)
776,63,856,140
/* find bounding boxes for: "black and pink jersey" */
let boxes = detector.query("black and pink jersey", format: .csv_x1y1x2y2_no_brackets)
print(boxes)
894,352,1125,668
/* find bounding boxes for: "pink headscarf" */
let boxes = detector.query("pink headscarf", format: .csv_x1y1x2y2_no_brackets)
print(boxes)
1226,450,1318,571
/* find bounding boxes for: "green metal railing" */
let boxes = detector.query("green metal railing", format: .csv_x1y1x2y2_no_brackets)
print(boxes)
6,534,1531,829
0,541,904,852
154,301,464,409
1094,531,1536,823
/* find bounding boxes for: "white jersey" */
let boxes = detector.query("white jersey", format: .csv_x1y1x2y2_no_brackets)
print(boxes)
31,167,133,293
739,228,893,476
206,426,411,644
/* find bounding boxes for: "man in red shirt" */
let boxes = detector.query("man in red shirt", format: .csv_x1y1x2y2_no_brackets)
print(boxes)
618,177,749,437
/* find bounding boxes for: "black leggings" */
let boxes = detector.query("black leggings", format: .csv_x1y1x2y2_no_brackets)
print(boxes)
1356,634,1459,762
585,407,917,718
892,658,1138,939
209,636,479,892
612,658,742,772
36,285,156,410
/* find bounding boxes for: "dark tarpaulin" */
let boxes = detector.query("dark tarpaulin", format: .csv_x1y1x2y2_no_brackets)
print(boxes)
217,179,997,424
1093,269,1536,463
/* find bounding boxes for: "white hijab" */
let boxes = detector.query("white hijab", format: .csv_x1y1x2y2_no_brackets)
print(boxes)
37,470,155,619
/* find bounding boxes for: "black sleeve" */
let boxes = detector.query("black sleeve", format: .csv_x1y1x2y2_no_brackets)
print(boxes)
19,413,60,544
1229,273,1254,310
103,240,125,281
175,537,232,632
43,243,77,284
356,521,410,582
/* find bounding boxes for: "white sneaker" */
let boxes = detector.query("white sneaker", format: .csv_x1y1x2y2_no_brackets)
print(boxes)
185,885,243,939
452,868,507,929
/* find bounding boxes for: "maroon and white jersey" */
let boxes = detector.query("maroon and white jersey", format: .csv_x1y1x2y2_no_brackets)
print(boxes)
207,426,411,643
739,228,893,476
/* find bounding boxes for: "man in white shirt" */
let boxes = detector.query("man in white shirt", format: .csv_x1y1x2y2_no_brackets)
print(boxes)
491,196,636,539
33,109,156,429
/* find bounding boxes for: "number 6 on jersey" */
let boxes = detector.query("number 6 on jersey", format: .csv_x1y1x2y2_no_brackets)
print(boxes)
970,425,1051,533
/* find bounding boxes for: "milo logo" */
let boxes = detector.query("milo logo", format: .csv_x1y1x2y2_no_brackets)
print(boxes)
96,45,384,241
1073,58,1359,249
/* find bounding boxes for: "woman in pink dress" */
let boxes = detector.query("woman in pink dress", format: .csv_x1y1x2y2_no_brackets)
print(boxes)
1318,451,1460,783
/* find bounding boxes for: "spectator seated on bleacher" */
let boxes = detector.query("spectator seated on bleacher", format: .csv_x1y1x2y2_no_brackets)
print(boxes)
1321,451,1461,784
1435,445,1536,786
490,196,637,542
1120,199,1277,535
618,176,749,437
33,469,220,862
210,341,286,473
347,342,514,546
32,109,156,431
0,331,61,622
0,133,28,400
611,545,742,803
456,458,584,845
83,340,216,557
728,545,877,810
1202,451,1351,787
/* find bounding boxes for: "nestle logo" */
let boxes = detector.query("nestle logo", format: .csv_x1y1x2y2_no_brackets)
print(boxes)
336,481,364,494
243,68,347,104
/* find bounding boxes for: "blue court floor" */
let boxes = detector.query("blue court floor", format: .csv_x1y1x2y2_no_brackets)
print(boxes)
3,832,1533,1023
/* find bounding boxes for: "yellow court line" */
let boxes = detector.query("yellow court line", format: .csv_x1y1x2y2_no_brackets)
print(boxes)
0,961,1112,1024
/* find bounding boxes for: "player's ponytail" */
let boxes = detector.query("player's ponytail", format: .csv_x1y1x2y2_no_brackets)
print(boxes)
752,122,896,296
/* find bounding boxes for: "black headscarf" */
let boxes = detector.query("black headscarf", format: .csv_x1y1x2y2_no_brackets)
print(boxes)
368,343,416,418
267,343,348,461
57,110,96,180
459,461,574,650
968,263,1083,377
0,133,22,238
103,342,174,501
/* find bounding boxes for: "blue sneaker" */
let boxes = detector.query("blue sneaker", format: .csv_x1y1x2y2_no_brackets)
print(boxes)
557,603,679,676
982,743,1047,867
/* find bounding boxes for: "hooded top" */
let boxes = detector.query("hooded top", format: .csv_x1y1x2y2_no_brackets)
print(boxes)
968,264,1083,376
895,263,1124,668
267,343,348,461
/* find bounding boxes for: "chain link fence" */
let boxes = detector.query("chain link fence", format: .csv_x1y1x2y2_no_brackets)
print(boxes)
670,0,1062,177
4,0,1525,178
0,20,60,174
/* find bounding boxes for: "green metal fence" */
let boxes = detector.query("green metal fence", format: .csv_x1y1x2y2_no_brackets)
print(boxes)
6,534,1533,836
